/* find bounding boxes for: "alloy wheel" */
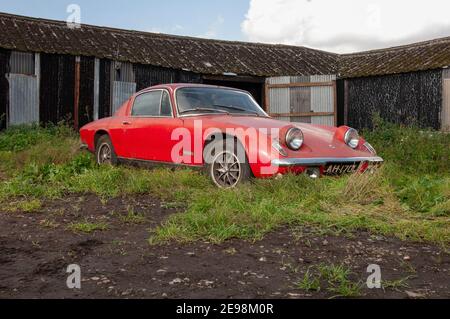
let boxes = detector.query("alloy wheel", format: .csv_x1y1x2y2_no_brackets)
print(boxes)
98,143,112,164
211,151,241,188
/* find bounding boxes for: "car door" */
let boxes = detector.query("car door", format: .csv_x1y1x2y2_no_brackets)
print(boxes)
124,89,182,162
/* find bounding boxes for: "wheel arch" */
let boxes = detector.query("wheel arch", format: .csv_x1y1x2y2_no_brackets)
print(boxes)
94,130,110,149
203,131,255,177
203,131,247,155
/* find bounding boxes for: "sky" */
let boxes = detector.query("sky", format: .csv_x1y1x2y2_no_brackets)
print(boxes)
1,0,450,53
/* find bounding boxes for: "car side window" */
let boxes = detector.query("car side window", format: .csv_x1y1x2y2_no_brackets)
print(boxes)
161,91,172,116
132,91,163,117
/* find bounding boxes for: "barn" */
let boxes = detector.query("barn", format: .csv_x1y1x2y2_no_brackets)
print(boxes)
0,12,449,131
339,37,450,131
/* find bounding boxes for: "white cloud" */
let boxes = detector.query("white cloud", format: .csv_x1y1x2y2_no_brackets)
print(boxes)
198,15,225,38
241,0,450,53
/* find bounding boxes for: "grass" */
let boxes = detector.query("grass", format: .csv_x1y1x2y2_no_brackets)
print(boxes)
0,121,448,246
119,206,146,224
68,220,109,233
297,264,363,298
40,219,59,229
382,276,411,291
4,199,42,213
297,268,321,292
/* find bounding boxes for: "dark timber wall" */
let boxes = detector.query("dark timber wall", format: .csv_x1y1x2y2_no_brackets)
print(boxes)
346,69,442,130
98,59,111,119
0,49,10,130
40,53,75,125
78,56,95,127
134,64,202,92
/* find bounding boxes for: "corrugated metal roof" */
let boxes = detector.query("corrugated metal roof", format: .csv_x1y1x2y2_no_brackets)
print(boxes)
0,12,338,78
2,12,450,79
340,37,450,78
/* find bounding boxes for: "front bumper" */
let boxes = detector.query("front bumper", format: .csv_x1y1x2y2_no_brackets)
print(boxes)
272,156,384,167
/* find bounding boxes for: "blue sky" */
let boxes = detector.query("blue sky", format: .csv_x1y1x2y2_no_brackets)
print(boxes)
0,0,249,41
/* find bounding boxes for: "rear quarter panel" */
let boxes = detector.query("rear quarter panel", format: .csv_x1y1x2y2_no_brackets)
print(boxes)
80,99,132,156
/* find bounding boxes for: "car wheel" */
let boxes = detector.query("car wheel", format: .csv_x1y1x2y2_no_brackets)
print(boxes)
204,138,251,188
96,135,117,165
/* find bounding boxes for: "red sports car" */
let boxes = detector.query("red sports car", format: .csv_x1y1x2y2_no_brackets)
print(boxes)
80,84,383,188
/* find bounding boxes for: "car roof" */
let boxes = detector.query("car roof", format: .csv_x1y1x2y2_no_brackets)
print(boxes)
136,83,249,94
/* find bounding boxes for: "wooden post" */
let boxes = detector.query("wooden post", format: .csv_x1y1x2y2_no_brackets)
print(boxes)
344,80,349,126
264,82,270,112
94,58,100,121
74,56,80,130
332,80,338,126
35,53,40,124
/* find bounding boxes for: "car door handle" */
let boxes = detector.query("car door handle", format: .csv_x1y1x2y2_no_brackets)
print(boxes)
122,121,131,125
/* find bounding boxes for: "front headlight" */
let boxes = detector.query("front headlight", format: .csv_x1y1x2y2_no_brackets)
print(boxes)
344,128,360,149
285,127,304,150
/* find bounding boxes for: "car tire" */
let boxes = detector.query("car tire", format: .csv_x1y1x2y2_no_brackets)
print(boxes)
95,135,118,166
203,137,251,188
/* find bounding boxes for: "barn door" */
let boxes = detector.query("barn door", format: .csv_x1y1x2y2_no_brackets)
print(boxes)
265,75,337,126
443,79,450,131
8,51,39,126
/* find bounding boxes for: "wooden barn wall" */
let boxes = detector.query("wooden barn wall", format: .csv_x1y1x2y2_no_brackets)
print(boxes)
40,53,75,125
78,56,95,127
346,69,442,130
134,64,202,92
98,59,111,119
0,49,10,130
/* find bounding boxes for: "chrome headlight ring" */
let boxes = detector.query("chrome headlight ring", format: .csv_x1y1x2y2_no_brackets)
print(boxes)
285,127,304,151
344,128,360,149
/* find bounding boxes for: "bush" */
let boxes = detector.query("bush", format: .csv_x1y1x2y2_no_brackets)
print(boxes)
0,122,75,152
363,119,450,175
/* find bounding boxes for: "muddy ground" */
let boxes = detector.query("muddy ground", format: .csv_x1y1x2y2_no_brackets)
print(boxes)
0,194,448,299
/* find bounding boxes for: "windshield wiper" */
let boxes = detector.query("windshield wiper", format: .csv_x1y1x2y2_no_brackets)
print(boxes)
213,104,260,116
179,108,229,115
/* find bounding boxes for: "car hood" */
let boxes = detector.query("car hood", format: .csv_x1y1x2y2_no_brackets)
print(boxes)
192,115,336,137
185,115,371,158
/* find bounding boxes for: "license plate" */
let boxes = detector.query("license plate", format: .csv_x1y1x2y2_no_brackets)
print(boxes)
325,163,359,175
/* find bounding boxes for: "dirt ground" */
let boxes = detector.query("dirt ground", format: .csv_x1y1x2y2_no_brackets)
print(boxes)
0,194,448,299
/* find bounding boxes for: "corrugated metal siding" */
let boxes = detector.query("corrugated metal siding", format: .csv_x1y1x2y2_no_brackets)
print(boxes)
8,74,39,125
0,49,9,130
290,76,311,123
311,75,335,126
112,81,136,113
93,58,100,120
113,61,135,82
443,79,450,131
443,68,450,79
312,115,335,126
267,77,290,122
10,51,34,75
267,75,336,126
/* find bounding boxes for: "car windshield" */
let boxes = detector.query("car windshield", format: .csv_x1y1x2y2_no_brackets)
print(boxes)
176,87,266,116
